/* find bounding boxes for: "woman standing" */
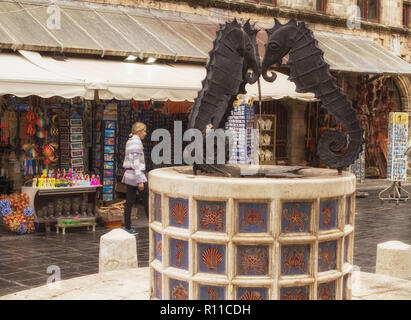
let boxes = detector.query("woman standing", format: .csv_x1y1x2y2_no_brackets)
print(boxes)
122,122,148,234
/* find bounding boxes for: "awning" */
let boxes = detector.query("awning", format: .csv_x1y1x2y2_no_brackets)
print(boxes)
11,50,316,102
313,31,411,75
0,52,91,98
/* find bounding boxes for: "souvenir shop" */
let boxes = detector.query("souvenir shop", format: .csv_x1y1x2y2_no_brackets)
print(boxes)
0,93,193,234
303,74,405,180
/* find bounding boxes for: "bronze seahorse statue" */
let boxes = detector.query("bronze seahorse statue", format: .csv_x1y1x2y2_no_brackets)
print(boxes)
262,19,364,171
187,19,261,175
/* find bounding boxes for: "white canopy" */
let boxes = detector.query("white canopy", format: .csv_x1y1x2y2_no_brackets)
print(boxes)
0,50,316,102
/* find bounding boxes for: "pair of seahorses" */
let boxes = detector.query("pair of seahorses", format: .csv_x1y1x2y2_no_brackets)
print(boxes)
188,18,363,175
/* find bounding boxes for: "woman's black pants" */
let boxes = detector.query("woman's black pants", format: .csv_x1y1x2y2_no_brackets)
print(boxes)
124,182,149,229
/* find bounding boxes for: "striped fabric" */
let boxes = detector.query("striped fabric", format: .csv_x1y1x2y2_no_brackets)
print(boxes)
121,135,147,186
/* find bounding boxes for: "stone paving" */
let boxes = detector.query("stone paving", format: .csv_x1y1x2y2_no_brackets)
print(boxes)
0,179,410,298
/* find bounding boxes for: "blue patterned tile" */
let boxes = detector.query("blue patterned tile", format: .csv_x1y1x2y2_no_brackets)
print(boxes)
318,240,337,272
198,243,226,274
280,286,309,300
169,278,189,300
154,271,162,299
319,199,338,230
198,201,226,232
199,285,226,300
170,198,189,228
237,245,269,276
280,244,310,275
237,287,268,300
238,203,268,233
281,202,311,233
317,281,336,300
154,193,161,222
154,232,162,262
169,238,188,270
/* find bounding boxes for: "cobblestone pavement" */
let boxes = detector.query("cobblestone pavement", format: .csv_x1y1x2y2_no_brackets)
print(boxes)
0,182,410,297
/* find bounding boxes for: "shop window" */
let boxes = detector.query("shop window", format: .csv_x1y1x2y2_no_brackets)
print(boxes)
357,0,380,22
316,0,327,13
404,4,410,27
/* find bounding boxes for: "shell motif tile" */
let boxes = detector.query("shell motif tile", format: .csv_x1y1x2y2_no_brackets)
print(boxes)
198,200,226,232
154,193,162,222
154,232,162,262
154,271,162,299
281,202,311,233
237,287,268,300
318,240,337,272
169,278,189,300
237,245,269,276
280,244,310,275
169,238,188,270
238,202,268,233
345,196,351,225
319,199,338,230
280,286,309,300
317,281,336,300
169,198,189,228
199,285,226,300
198,243,226,274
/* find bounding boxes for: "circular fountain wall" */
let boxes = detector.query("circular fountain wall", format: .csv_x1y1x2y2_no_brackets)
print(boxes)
148,165,356,300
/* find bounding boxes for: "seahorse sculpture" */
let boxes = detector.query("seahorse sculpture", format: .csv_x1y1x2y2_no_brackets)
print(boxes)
188,19,261,175
262,19,364,171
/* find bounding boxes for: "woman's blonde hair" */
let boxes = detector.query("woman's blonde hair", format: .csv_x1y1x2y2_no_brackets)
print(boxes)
129,122,146,137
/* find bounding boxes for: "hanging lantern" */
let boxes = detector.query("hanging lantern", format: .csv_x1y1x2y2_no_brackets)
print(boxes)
50,124,59,136
25,110,37,123
42,144,53,164
28,145,39,158
25,123,36,136
36,127,47,139
36,117,46,128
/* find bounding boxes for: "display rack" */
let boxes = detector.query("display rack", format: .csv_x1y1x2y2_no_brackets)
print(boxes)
225,103,256,164
102,120,116,203
379,112,409,204
256,114,276,165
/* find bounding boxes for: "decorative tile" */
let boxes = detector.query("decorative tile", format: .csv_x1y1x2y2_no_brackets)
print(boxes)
237,245,269,276
280,286,309,300
169,278,189,300
198,243,226,274
170,198,189,228
198,200,226,232
317,281,336,300
281,202,311,233
238,202,268,233
154,232,162,262
318,240,337,272
345,196,351,225
154,193,162,222
319,199,338,230
280,244,310,275
154,271,162,299
237,287,267,300
199,285,226,300
169,238,188,270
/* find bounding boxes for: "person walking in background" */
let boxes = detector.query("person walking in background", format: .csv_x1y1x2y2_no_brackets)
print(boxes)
122,122,149,234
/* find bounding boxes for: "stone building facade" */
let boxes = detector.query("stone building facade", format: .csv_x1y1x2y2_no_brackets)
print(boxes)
75,0,410,171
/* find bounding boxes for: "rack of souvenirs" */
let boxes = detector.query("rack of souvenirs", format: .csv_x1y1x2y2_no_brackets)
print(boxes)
30,169,101,188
